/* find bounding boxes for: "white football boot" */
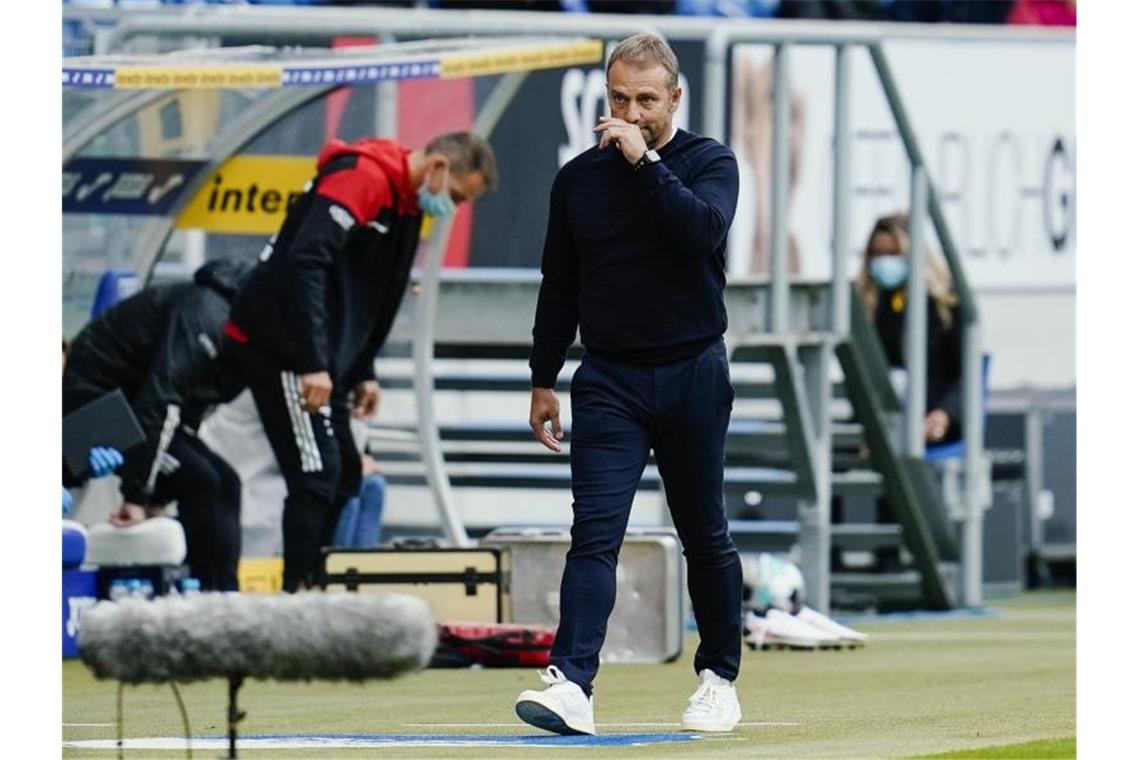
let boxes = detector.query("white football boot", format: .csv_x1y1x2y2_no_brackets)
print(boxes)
744,608,843,650
515,665,596,736
795,605,869,648
681,669,742,732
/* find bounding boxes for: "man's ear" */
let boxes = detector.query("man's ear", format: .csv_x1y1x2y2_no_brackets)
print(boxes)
669,86,682,114
428,154,450,172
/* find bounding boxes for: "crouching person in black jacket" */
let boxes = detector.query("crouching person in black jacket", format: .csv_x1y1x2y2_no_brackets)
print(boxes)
226,132,496,591
63,260,253,591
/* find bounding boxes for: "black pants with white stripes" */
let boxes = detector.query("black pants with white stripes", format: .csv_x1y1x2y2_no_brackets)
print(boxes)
151,430,242,592
235,343,361,592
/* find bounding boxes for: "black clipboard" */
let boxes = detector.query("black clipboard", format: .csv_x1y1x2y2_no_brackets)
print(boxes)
62,389,146,480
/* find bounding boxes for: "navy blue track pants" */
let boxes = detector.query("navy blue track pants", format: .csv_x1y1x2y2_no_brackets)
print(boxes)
549,339,743,694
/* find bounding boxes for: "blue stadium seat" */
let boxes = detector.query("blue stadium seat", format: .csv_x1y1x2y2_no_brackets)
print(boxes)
62,520,88,570
90,269,141,319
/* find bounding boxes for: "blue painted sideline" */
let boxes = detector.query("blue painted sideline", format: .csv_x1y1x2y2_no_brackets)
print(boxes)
212,733,700,747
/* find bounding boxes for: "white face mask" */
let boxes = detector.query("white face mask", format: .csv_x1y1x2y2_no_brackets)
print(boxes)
417,166,455,217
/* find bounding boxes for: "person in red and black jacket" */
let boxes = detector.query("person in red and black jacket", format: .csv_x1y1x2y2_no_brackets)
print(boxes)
226,132,496,592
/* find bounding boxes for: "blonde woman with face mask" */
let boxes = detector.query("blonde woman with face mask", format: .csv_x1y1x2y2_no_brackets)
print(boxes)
856,212,963,444
849,213,963,572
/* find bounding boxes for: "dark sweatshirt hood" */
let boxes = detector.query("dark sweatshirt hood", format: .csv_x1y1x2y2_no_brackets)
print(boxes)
317,138,417,214
193,259,254,301
317,138,408,178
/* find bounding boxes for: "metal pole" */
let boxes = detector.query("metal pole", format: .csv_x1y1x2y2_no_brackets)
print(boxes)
768,42,791,333
226,674,244,759
703,27,729,143
409,70,529,548
412,213,471,547
471,71,529,137
830,43,851,335
799,342,831,614
94,7,1074,54
960,322,985,606
375,33,398,137
1025,407,1045,553
903,165,928,458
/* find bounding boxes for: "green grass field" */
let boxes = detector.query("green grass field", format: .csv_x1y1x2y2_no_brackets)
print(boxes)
62,590,1075,759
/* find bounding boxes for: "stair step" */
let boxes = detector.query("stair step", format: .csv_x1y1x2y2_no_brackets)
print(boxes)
377,373,848,400
373,419,865,446
831,524,903,551
830,562,960,611
382,463,882,498
727,519,799,552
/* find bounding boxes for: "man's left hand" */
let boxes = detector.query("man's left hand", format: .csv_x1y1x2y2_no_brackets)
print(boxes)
595,117,649,166
352,380,381,419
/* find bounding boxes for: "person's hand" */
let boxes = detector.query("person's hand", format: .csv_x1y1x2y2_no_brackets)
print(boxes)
62,487,73,516
925,409,951,442
299,371,333,413
529,388,563,453
89,446,124,478
352,379,381,420
110,502,147,528
361,453,380,476
109,502,167,527
594,116,649,165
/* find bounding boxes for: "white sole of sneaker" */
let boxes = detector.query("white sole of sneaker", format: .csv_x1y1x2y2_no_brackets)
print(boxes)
750,635,821,650
681,720,740,733
515,699,595,736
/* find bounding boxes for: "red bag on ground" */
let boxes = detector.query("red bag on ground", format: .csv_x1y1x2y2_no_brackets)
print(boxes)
431,622,556,668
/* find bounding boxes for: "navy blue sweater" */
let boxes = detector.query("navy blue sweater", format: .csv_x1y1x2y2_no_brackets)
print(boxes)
529,128,740,388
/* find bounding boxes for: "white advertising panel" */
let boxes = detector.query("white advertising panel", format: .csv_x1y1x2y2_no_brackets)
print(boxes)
729,37,1075,292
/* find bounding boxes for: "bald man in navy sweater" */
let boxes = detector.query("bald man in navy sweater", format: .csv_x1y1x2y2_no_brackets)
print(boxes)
515,34,743,736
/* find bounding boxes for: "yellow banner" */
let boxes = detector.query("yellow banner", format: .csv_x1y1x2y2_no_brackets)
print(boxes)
115,66,283,90
175,155,315,235
440,39,603,78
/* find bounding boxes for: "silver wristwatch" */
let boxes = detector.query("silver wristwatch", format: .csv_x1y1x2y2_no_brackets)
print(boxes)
633,149,661,172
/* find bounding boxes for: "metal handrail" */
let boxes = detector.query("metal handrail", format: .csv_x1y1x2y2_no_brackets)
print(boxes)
867,41,986,606
867,43,977,323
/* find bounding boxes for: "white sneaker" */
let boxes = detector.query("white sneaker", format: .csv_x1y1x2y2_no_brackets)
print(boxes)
795,605,869,648
515,665,596,736
744,609,843,650
681,669,742,732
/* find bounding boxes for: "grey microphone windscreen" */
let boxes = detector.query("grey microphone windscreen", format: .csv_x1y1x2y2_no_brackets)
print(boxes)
78,592,437,684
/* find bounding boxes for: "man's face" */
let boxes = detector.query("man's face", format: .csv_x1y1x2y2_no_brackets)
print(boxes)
448,171,488,206
606,59,681,150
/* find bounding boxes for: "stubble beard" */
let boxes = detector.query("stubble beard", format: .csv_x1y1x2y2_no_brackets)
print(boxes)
643,125,659,149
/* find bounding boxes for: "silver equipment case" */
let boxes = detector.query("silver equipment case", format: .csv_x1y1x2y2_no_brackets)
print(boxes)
480,527,684,664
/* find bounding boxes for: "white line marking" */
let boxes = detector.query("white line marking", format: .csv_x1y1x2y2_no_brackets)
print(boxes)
402,722,801,728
